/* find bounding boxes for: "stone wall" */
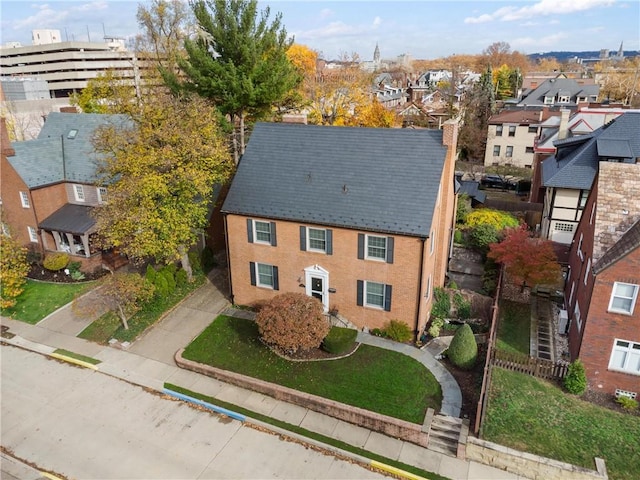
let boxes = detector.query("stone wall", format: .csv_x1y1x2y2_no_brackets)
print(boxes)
175,349,431,448
466,437,607,480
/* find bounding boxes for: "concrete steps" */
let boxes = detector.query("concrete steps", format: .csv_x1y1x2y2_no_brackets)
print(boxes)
428,415,465,456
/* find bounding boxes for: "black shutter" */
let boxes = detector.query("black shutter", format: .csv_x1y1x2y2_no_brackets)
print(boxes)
357,233,365,259
270,222,277,246
386,237,394,264
247,219,253,243
357,280,364,306
272,266,279,290
300,226,306,251
326,229,333,255
249,262,256,286
384,284,392,312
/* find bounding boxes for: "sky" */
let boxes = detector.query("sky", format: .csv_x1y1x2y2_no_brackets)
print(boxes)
1,0,639,60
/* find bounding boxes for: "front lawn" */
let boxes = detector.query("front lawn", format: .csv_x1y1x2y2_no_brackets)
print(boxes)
1,280,94,324
78,275,205,343
484,368,640,480
495,300,530,355
183,315,442,423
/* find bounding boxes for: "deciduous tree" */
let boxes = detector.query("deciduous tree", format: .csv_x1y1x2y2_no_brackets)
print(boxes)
70,70,138,115
488,225,561,292
0,234,30,309
168,0,301,163
74,272,155,330
458,65,495,160
93,93,233,280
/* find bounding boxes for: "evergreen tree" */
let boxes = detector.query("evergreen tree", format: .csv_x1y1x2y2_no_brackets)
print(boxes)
458,65,495,160
167,0,301,164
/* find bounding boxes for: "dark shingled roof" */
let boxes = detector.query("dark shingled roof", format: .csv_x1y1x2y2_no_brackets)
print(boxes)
38,204,96,234
458,180,486,204
222,122,449,237
518,77,599,107
8,112,130,188
543,112,640,190
594,220,640,274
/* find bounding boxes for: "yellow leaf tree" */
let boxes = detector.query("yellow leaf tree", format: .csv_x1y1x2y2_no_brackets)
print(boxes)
93,93,233,280
0,234,30,309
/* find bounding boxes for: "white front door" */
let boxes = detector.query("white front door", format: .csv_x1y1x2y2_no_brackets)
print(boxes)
305,265,329,312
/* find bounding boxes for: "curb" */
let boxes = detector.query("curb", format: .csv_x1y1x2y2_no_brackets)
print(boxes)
49,353,99,370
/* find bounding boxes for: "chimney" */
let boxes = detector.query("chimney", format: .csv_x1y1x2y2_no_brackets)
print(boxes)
558,109,571,140
539,106,549,122
442,119,459,148
282,113,308,125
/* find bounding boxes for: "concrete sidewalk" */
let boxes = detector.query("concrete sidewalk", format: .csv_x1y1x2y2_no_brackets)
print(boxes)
1,271,523,480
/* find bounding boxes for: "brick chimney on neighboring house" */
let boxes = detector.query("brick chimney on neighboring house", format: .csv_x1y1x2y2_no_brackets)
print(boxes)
557,108,571,140
281,113,308,124
592,162,640,263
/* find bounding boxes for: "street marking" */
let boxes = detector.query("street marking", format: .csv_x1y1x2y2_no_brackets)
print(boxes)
370,460,428,480
163,388,246,422
50,353,99,370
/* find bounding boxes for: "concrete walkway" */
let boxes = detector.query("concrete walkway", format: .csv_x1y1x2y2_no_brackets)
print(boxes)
1,270,522,480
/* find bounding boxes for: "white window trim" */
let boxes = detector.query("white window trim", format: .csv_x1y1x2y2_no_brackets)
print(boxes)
425,274,432,300
430,229,436,255
256,263,275,289
28,226,38,243
577,233,584,261
608,282,639,315
73,184,85,202
583,258,591,285
574,302,581,332
608,339,640,375
589,202,596,224
20,191,30,208
365,234,387,261
493,145,500,156
253,220,272,245
505,146,513,157
97,186,108,204
365,281,385,309
306,227,327,253
569,281,575,305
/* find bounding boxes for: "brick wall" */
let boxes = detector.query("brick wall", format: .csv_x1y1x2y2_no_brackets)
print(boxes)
227,215,433,332
1,156,39,248
580,248,640,395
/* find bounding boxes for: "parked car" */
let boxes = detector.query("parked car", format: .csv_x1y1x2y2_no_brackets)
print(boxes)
480,174,515,190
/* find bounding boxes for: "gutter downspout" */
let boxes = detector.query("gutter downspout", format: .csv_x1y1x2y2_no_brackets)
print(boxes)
414,237,427,343
223,213,234,305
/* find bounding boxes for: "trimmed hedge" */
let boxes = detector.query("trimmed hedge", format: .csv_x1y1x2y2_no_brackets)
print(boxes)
447,323,477,370
322,326,358,354
43,252,70,271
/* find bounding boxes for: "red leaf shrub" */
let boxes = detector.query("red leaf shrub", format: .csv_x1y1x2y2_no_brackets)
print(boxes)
255,292,329,354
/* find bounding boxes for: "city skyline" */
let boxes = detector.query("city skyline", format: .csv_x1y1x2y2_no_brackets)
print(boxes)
1,0,638,61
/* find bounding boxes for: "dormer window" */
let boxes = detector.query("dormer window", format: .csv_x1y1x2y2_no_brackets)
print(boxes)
544,96,554,105
559,95,570,103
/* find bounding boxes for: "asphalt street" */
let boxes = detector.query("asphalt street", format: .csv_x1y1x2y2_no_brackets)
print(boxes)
1,345,389,480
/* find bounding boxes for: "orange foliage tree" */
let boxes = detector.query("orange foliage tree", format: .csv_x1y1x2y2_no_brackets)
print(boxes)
255,292,330,354
488,225,561,292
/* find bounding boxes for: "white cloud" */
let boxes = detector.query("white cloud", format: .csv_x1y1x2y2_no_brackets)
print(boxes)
465,0,614,24
319,8,333,20
372,16,382,28
13,4,69,30
511,32,569,49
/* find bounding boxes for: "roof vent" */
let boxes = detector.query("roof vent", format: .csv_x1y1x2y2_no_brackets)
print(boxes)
67,129,78,139
342,184,348,194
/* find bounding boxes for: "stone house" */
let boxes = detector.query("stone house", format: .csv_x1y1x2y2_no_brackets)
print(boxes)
221,121,459,335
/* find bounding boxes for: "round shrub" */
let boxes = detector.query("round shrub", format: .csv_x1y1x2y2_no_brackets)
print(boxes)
255,292,329,354
43,252,70,271
188,251,202,274
447,323,477,370
382,319,412,342
145,264,157,283
175,268,188,287
153,273,169,297
428,318,445,338
160,267,176,292
564,360,587,395
322,326,358,354
465,209,519,231
469,223,500,252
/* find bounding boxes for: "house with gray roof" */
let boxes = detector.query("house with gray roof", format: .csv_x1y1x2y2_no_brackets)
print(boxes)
221,120,459,336
517,76,599,108
562,156,640,397
1,111,129,272
539,111,640,246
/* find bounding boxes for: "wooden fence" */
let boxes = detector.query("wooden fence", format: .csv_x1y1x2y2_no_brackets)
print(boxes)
492,350,569,381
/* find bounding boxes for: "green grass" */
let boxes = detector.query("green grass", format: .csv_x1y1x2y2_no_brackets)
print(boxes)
1,280,94,324
495,300,530,355
53,348,101,365
78,275,205,343
165,383,449,480
484,368,640,480
183,316,442,423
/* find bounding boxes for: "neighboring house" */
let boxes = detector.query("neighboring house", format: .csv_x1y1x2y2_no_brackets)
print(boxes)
0,111,129,272
539,112,640,248
483,108,561,168
530,105,635,203
456,179,486,207
221,121,459,335
564,161,640,397
373,73,408,109
517,76,599,108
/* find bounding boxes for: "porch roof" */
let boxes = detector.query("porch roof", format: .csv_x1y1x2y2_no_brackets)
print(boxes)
39,204,96,235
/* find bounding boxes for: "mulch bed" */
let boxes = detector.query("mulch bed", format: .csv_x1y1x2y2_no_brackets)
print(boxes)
27,263,108,283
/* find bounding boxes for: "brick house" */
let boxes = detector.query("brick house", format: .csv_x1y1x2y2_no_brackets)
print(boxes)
1,112,129,272
563,143,640,396
221,121,459,335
